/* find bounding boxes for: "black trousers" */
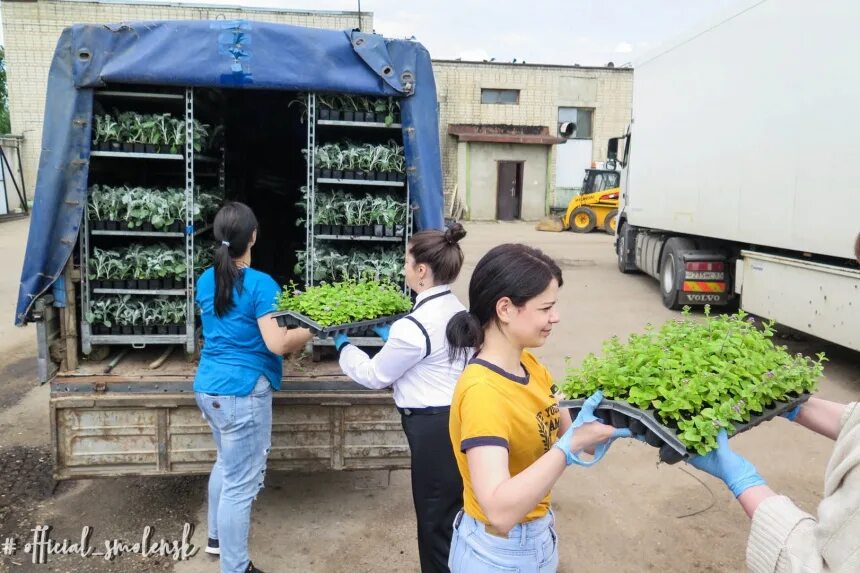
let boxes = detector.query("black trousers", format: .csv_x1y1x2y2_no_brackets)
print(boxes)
401,410,464,573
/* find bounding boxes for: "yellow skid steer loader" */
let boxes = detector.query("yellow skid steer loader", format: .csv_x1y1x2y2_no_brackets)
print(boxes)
562,168,620,234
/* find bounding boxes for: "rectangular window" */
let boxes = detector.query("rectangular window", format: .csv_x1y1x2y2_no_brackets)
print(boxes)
558,107,593,139
481,89,520,105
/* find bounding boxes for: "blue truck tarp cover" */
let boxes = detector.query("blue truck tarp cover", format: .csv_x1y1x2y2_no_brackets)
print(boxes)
16,20,444,325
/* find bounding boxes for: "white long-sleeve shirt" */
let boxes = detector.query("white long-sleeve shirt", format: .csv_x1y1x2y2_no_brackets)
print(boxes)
746,402,860,573
338,284,468,408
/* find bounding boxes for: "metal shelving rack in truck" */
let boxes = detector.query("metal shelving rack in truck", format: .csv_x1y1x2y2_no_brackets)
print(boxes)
302,93,412,351
303,93,412,290
80,87,223,355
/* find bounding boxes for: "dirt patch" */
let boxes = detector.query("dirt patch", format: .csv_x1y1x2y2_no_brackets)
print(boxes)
0,357,39,410
0,447,54,532
0,447,205,573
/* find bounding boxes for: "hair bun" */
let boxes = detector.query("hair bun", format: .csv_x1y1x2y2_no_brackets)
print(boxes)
444,222,467,245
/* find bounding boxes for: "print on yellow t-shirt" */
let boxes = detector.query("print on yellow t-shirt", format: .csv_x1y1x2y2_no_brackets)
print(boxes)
449,350,560,525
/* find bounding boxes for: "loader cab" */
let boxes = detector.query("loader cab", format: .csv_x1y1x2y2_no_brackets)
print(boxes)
580,169,620,196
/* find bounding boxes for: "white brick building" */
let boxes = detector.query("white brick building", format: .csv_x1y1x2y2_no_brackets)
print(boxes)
433,60,633,220
2,0,633,220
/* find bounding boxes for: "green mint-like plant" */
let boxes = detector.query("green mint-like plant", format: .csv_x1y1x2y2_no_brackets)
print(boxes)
275,279,411,327
561,306,825,455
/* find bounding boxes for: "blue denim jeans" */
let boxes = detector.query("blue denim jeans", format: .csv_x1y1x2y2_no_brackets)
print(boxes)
448,509,559,573
196,376,273,573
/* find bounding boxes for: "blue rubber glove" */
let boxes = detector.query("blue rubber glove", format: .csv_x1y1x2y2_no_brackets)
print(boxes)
554,390,632,467
782,405,801,422
373,324,391,342
689,430,766,497
333,332,350,351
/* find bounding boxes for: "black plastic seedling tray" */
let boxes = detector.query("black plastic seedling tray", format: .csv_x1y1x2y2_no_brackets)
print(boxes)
559,392,811,464
271,310,408,339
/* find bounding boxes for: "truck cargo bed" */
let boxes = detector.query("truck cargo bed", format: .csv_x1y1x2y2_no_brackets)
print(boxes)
53,348,355,387
50,349,408,480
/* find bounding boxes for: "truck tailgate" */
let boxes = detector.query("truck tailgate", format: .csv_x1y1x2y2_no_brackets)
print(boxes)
51,387,408,480
50,356,409,480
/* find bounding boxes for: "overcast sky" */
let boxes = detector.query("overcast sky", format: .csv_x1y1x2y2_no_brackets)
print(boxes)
0,0,742,66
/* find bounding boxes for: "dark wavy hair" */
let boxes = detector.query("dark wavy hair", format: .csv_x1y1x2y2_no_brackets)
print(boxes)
446,243,562,361
408,222,467,284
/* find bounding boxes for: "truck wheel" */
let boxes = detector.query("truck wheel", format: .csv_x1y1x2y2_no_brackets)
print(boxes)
659,237,696,310
568,207,596,233
604,209,619,235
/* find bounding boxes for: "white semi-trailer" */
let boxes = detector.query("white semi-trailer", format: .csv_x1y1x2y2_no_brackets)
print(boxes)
613,0,860,351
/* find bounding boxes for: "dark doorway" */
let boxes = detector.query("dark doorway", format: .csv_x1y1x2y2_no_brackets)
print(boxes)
496,161,523,220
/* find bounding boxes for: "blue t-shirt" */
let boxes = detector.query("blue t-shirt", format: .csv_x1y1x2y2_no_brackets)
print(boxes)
194,267,282,396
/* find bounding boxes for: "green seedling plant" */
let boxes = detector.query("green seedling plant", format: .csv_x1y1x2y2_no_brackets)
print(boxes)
99,115,120,143
169,118,185,154
191,120,210,153
297,190,406,229
92,116,104,146
88,244,189,282
90,111,215,152
293,249,307,276
312,94,399,125
275,279,411,327
310,141,405,175
88,247,125,280
309,245,405,283
562,306,825,455
88,185,221,229
86,296,186,327
287,94,309,124
193,241,216,277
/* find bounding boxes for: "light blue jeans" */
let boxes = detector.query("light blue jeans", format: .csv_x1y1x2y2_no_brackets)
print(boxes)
196,376,273,573
448,509,559,573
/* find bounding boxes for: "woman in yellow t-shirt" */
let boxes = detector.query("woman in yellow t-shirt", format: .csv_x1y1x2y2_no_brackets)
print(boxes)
445,243,632,573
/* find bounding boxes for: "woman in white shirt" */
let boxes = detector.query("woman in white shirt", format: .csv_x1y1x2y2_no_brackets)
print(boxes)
333,223,469,573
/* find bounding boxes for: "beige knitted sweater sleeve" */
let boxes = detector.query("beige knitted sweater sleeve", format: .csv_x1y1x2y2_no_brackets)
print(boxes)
746,402,860,573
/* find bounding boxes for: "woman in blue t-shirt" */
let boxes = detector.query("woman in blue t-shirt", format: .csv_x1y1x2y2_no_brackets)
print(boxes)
194,202,312,573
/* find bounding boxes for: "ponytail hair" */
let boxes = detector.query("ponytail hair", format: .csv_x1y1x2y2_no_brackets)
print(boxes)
213,202,258,317
447,243,563,362
446,310,484,363
408,222,467,284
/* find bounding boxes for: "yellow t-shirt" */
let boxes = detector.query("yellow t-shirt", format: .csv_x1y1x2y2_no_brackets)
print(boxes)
449,350,561,524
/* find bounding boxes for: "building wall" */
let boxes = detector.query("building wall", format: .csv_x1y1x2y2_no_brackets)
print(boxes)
433,61,633,218
1,0,368,193
457,142,548,221
3,1,633,221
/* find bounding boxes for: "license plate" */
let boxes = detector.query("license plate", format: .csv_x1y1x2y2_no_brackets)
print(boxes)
685,271,724,280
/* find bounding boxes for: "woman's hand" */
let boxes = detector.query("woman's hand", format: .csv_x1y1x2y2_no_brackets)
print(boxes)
554,391,632,466
688,430,765,497
333,332,350,350
372,324,391,342
292,327,314,346
688,429,777,518
258,316,313,355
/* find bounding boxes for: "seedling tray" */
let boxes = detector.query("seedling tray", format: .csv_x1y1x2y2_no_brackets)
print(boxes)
271,310,408,339
559,392,811,464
